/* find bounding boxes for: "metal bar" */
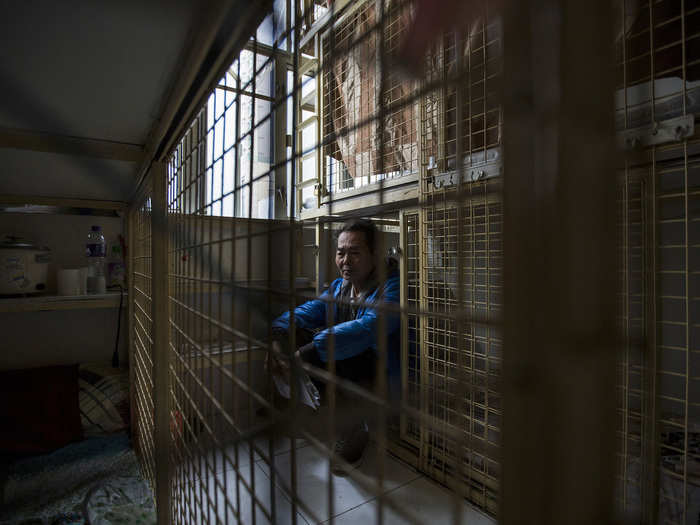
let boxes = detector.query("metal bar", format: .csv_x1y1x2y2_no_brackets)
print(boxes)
501,1,617,523
247,29,258,525
648,146,660,524
289,3,300,523
682,139,689,525
275,43,289,219
128,208,137,442
151,161,171,524
0,194,127,210
0,127,144,162
216,83,275,103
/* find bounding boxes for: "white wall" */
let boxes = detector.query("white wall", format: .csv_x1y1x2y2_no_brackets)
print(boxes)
0,212,127,370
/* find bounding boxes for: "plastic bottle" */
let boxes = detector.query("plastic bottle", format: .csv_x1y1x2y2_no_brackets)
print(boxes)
86,225,106,294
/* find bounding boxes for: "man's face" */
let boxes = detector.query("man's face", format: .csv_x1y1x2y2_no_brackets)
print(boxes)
335,231,375,289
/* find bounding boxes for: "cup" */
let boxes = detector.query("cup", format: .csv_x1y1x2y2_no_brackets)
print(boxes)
57,269,80,296
78,267,88,294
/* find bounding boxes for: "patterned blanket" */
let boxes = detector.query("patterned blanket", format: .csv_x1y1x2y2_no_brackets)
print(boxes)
0,433,155,525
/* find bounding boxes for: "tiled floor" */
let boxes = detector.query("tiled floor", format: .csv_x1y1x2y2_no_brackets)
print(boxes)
175,433,496,525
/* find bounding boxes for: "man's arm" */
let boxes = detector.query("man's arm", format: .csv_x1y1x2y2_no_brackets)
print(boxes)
311,275,400,362
271,281,338,335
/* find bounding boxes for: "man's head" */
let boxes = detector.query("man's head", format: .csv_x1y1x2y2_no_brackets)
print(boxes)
335,219,377,291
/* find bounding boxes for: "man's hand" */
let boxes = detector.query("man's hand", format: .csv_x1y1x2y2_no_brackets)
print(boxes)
267,340,291,381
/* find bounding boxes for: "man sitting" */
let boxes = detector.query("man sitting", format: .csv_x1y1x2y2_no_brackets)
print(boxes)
269,218,400,474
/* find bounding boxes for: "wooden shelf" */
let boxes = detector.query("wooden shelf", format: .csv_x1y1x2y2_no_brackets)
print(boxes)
0,292,126,313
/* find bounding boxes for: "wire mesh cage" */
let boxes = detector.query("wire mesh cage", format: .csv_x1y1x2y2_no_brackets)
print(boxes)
130,190,156,493
123,0,700,523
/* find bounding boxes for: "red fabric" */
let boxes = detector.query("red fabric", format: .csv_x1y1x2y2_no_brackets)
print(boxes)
0,364,83,454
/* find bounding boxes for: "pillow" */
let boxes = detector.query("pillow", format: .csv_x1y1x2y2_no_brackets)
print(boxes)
78,364,129,436
0,365,83,454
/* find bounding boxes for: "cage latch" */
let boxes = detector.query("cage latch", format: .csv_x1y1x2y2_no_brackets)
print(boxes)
432,160,502,189
619,115,695,150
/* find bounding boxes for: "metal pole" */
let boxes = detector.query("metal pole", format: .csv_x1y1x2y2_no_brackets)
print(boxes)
501,0,618,522
151,161,172,525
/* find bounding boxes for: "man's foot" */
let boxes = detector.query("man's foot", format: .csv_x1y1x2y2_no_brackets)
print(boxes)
331,420,369,476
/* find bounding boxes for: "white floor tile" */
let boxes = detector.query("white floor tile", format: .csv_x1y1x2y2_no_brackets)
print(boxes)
253,433,309,464
258,444,421,524
174,439,254,480
331,477,496,525
176,432,309,478
174,462,310,524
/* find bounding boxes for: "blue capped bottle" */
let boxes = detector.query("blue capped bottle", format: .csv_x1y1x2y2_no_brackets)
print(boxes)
86,225,106,294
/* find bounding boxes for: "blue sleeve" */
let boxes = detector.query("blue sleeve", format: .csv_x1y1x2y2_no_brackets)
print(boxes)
271,280,340,333
312,275,400,362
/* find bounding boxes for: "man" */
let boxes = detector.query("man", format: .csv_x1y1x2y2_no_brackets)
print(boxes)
269,218,400,474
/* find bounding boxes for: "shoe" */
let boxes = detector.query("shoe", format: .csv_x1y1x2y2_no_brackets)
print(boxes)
331,420,369,476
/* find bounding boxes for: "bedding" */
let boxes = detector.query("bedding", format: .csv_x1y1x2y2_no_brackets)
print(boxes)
0,432,154,525
78,364,129,437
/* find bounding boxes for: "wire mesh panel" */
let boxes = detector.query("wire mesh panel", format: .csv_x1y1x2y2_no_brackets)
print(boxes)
614,0,700,132
614,140,700,524
131,192,157,492
418,185,502,516
615,167,654,522
422,10,502,188
614,2,700,522
416,4,503,516
652,139,700,524
166,114,310,523
399,210,422,451
322,0,419,195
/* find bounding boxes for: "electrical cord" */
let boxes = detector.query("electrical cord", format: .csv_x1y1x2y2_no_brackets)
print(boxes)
107,284,124,368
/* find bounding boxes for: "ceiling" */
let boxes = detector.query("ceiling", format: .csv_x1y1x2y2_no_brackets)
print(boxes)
0,0,264,202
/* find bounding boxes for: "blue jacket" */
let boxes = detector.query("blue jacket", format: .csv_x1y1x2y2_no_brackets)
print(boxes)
271,272,401,379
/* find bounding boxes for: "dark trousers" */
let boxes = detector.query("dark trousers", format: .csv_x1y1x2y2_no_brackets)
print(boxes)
295,328,376,432
294,327,376,389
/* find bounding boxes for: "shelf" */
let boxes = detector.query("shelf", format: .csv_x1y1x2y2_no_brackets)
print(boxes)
0,194,127,211
0,291,126,313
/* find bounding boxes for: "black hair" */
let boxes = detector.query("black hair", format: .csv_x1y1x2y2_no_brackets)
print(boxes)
337,218,377,254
